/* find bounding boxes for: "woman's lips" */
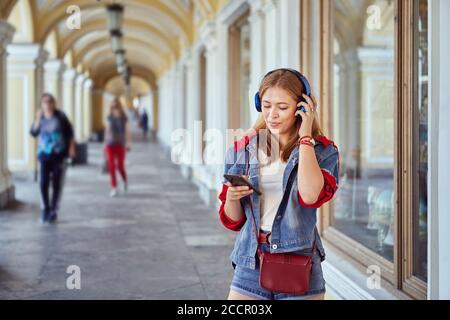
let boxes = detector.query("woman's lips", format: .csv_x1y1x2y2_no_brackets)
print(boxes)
269,122,281,127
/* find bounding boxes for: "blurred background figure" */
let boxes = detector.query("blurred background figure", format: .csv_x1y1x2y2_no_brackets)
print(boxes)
30,93,76,224
104,98,131,197
139,108,149,141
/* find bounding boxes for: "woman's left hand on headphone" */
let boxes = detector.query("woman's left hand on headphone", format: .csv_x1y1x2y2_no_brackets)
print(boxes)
295,94,318,138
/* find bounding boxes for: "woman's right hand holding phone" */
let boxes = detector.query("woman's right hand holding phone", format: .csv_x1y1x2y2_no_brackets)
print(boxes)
223,175,253,222
225,182,254,201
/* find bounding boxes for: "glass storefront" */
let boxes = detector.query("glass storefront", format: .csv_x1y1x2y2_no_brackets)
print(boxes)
331,0,395,262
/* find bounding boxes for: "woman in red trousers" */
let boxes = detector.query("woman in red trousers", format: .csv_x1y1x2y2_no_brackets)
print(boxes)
104,98,131,197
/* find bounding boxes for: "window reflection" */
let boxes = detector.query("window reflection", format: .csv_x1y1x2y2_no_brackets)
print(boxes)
331,0,395,262
414,0,428,282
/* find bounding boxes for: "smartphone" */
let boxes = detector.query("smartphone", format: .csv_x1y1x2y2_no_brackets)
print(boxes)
223,174,262,196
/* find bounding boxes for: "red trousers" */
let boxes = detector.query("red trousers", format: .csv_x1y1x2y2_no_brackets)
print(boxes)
105,145,127,188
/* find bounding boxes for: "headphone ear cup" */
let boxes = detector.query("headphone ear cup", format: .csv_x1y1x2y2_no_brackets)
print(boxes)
297,99,306,113
254,92,262,112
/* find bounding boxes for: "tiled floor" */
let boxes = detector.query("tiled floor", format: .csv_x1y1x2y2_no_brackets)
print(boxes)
0,133,236,299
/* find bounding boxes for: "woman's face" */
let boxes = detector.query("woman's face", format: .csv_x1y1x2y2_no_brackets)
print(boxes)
111,101,121,117
261,87,298,136
41,96,55,114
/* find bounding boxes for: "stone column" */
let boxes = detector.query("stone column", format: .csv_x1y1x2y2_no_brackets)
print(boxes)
430,0,450,300
248,0,266,125
92,88,104,136
0,20,15,209
62,68,77,122
262,0,279,70
279,0,300,68
152,88,159,132
82,78,93,141
202,22,218,134
44,59,66,103
74,73,86,142
199,21,221,206
7,43,48,174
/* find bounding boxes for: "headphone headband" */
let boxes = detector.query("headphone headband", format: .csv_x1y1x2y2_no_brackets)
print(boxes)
254,68,312,113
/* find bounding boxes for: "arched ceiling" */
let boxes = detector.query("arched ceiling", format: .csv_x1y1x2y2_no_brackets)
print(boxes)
105,75,152,98
47,0,195,84
2,0,228,93
0,1,18,19
95,63,157,90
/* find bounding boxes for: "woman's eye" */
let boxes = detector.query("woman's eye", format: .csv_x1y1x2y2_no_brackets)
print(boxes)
263,105,271,109
279,107,288,111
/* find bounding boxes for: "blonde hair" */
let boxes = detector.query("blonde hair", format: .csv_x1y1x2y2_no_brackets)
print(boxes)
253,69,323,163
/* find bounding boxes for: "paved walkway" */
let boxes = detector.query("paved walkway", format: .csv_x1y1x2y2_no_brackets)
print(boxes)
0,132,237,299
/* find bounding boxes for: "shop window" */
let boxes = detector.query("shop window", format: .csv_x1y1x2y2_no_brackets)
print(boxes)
331,0,396,262
316,0,428,298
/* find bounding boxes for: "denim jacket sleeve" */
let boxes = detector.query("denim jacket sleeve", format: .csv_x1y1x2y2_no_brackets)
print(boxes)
218,147,247,232
298,142,340,208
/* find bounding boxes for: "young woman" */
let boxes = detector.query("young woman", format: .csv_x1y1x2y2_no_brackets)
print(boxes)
31,93,76,224
104,98,132,197
218,69,340,300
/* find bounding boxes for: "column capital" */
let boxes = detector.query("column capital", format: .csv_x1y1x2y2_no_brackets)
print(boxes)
83,78,93,89
180,48,192,68
75,73,87,85
0,20,15,53
7,44,48,69
199,21,217,54
44,59,66,74
63,68,78,81
0,21,15,203
262,0,277,14
250,0,266,15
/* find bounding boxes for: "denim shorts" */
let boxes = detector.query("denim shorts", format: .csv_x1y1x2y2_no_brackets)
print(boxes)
230,243,326,300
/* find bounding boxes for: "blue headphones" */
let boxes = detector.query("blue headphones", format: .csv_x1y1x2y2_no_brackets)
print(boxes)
254,68,311,114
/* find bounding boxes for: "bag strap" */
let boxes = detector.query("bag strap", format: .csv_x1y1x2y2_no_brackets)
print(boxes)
244,148,261,250
245,147,316,254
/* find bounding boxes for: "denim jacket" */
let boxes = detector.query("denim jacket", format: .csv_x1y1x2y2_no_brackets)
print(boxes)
218,132,340,270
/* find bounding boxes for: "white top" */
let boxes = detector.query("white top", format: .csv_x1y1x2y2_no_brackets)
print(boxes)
258,149,288,232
